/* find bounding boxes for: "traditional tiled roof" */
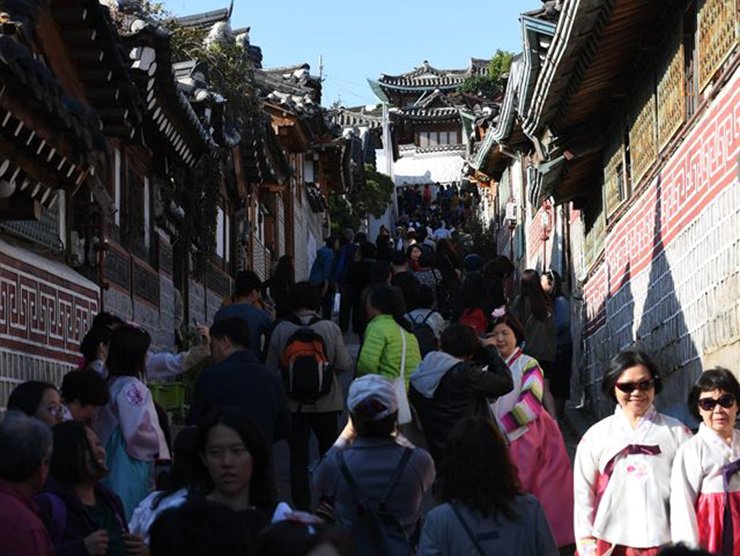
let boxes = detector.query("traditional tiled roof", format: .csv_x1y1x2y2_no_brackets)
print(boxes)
0,24,103,209
329,105,383,129
50,0,145,140
121,22,216,167
395,106,461,122
240,114,291,186
256,64,321,104
174,3,233,30
376,59,488,91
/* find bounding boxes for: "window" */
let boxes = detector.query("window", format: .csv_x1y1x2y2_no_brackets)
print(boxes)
683,1,698,118
439,131,448,145
216,206,225,259
449,130,459,144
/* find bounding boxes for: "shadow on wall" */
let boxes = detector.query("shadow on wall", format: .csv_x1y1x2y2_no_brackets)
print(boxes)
634,175,701,426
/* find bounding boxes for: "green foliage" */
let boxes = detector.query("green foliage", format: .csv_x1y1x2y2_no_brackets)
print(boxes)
462,214,497,259
457,76,500,99
488,49,514,81
457,49,514,99
328,164,394,233
362,164,396,217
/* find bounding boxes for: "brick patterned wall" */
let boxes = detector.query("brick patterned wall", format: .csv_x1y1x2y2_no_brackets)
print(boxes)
0,240,100,408
579,69,740,420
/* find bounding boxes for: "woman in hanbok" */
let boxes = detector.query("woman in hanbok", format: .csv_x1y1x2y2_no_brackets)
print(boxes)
96,324,170,520
573,350,692,555
671,368,740,555
490,311,575,550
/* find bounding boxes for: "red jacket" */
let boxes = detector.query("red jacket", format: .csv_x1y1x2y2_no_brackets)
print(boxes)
0,479,54,556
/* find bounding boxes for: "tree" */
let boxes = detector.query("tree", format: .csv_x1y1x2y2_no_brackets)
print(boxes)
328,164,394,233
457,49,514,99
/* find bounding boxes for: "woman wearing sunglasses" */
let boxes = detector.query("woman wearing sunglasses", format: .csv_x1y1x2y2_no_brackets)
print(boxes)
573,350,692,555
670,368,740,555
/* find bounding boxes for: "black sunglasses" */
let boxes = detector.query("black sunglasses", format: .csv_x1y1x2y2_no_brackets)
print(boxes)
698,394,736,411
615,378,656,394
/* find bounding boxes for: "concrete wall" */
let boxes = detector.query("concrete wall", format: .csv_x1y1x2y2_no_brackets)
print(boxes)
576,69,740,422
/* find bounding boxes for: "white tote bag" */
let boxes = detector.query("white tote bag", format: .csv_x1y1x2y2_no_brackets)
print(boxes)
393,325,413,425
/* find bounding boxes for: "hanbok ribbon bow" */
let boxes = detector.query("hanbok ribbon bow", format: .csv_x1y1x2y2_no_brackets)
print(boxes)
602,444,661,485
721,458,740,556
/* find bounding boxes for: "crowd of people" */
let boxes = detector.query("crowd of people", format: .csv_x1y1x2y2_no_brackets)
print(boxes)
0,224,736,556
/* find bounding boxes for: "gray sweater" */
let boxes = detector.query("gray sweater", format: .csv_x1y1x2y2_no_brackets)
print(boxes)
265,310,353,413
418,496,558,555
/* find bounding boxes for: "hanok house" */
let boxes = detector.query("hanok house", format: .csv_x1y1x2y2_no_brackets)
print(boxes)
0,0,144,406
254,63,349,281
493,0,739,419
469,2,561,275
117,12,234,346
369,60,489,215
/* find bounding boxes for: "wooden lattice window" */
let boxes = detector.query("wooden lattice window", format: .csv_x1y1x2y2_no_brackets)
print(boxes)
628,78,658,188
697,0,738,91
657,20,686,149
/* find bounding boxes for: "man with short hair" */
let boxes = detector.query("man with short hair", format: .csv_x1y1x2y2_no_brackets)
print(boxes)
213,270,274,360
309,235,340,320
265,281,353,510
186,316,290,444
409,324,513,462
390,251,419,311
60,369,110,425
0,412,55,556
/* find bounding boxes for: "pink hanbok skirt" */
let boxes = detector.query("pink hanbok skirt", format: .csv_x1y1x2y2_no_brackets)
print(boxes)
508,410,575,547
695,491,740,555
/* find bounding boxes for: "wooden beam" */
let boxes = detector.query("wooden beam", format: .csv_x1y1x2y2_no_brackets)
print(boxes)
60,28,97,43
51,7,89,25
77,69,112,82
0,195,42,220
68,49,104,62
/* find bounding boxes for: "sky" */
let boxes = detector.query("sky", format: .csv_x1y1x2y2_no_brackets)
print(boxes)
162,0,541,107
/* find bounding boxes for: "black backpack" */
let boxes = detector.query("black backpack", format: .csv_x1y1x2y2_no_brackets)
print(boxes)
410,311,438,356
279,316,334,403
337,448,416,556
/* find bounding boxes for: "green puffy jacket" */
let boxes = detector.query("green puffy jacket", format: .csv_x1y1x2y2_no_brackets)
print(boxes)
357,314,421,386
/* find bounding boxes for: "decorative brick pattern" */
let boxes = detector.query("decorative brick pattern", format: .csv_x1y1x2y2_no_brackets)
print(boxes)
579,70,740,417
106,249,131,289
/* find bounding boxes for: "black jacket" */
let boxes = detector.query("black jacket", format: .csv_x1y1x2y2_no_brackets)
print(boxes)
187,350,291,443
409,346,513,462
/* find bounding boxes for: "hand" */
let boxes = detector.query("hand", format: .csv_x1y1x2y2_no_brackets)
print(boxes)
123,532,146,556
84,530,109,556
479,334,497,347
577,537,599,556
195,325,210,345
335,418,356,447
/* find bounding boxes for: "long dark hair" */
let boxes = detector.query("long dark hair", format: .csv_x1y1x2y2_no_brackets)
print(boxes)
437,418,521,519
152,427,198,510
7,381,57,417
516,269,551,321
367,285,411,331
191,408,275,510
50,421,104,485
106,324,151,378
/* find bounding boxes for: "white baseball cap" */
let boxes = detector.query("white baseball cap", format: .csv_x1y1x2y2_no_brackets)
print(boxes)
347,375,398,420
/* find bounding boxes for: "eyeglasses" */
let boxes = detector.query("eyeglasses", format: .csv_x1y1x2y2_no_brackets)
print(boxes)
698,394,736,411
615,379,656,394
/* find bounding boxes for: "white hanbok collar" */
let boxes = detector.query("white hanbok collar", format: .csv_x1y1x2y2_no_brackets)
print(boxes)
698,423,740,460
